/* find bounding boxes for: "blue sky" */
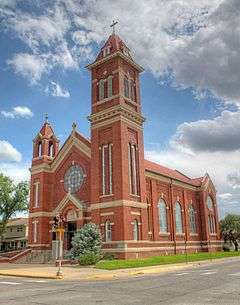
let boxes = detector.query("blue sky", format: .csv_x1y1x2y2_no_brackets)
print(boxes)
1,0,240,218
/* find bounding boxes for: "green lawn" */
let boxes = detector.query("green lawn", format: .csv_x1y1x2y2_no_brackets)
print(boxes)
96,251,240,270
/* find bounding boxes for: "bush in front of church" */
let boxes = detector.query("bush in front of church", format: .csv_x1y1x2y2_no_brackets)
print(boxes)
78,252,101,265
70,222,102,265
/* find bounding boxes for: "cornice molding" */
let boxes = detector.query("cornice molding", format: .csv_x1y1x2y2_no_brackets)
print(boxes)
88,104,145,127
89,199,147,210
145,171,198,191
86,51,144,72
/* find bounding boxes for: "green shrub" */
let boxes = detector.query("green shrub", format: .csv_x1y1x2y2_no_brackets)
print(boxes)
223,244,230,252
78,252,101,265
70,223,102,261
102,252,116,260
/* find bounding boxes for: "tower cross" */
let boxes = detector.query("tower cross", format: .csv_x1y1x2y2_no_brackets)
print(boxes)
110,20,118,34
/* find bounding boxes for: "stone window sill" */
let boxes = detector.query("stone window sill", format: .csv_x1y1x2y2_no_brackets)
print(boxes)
159,232,170,236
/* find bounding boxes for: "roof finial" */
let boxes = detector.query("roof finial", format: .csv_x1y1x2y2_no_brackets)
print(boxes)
72,122,77,132
45,113,49,124
110,20,118,35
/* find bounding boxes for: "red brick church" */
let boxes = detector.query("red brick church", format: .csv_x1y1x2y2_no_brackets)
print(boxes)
28,32,221,259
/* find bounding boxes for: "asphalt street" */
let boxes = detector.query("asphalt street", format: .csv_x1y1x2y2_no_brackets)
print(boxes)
0,259,240,305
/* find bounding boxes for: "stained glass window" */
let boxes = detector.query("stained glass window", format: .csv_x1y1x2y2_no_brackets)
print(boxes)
99,79,105,100
158,199,167,233
64,165,85,194
105,220,112,242
133,219,139,241
188,204,197,233
207,196,214,210
175,202,183,234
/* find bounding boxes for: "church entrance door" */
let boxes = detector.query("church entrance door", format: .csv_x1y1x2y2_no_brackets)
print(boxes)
67,221,77,250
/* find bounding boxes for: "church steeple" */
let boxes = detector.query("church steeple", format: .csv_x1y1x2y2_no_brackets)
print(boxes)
87,30,148,242
32,115,59,165
87,31,144,119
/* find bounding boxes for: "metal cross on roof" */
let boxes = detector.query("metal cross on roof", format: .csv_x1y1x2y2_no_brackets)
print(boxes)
110,20,118,34
45,113,49,123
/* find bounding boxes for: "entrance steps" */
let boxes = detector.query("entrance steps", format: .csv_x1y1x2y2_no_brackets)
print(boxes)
0,249,32,263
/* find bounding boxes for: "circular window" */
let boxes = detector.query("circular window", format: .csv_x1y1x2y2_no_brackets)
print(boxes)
64,165,85,194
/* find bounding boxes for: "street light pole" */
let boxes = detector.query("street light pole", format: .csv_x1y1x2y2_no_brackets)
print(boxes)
56,228,64,278
53,214,66,279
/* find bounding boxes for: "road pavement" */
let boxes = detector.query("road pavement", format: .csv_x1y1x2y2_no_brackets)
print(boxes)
0,258,240,305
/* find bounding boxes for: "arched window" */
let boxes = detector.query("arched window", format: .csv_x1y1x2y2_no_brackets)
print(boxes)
188,204,197,233
107,76,113,98
175,202,183,234
124,76,129,98
208,215,216,234
99,79,105,100
133,219,139,241
49,142,54,157
158,199,167,233
37,142,42,157
207,196,216,234
207,196,214,210
130,80,135,101
105,220,112,242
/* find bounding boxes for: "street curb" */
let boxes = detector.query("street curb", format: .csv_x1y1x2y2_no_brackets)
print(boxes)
0,256,239,281
0,272,62,280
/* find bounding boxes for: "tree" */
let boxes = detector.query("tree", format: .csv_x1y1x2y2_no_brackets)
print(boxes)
0,173,29,238
70,223,102,263
220,214,240,251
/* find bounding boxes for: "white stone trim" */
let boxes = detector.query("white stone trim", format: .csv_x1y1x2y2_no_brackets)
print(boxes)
29,211,52,217
100,212,114,216
131,211,141,216
28,244,51,247
34,181,40,208
90,200,147,210
53,193,85,214
159,232,170,236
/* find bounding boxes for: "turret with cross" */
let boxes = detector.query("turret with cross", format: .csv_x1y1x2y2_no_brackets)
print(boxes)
110,20,118,34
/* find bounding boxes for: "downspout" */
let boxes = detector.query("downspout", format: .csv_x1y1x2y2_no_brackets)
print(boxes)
169,179,176,254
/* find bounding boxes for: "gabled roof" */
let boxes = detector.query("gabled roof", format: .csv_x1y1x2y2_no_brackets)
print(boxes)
145,159,203,187
74,131,91,148
44,125,204,187
95,33,132,61
39,122,54,138
6,218,28,227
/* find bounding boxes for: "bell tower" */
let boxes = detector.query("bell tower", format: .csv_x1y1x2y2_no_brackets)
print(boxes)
32,115,59,167
29,116,59,249
87,28,148,249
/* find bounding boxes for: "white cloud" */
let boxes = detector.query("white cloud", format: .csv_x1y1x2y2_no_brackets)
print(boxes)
1,106,33,119
0,0,16,9
218,193,233,200
145,148,240,217
227,172,240,189
170,110,240,153
0,162,30,183
45,82,70,98
4,0,239,107
8,7,70,50
72,30,94,46
3,3,84,83
7,53,48,84
62,0,239,106
0,140,21,162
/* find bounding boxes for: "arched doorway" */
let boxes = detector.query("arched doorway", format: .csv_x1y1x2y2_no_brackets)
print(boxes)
66,209,77,250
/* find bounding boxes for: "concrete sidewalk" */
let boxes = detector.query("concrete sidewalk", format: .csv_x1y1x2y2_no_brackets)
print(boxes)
0,256,240,281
